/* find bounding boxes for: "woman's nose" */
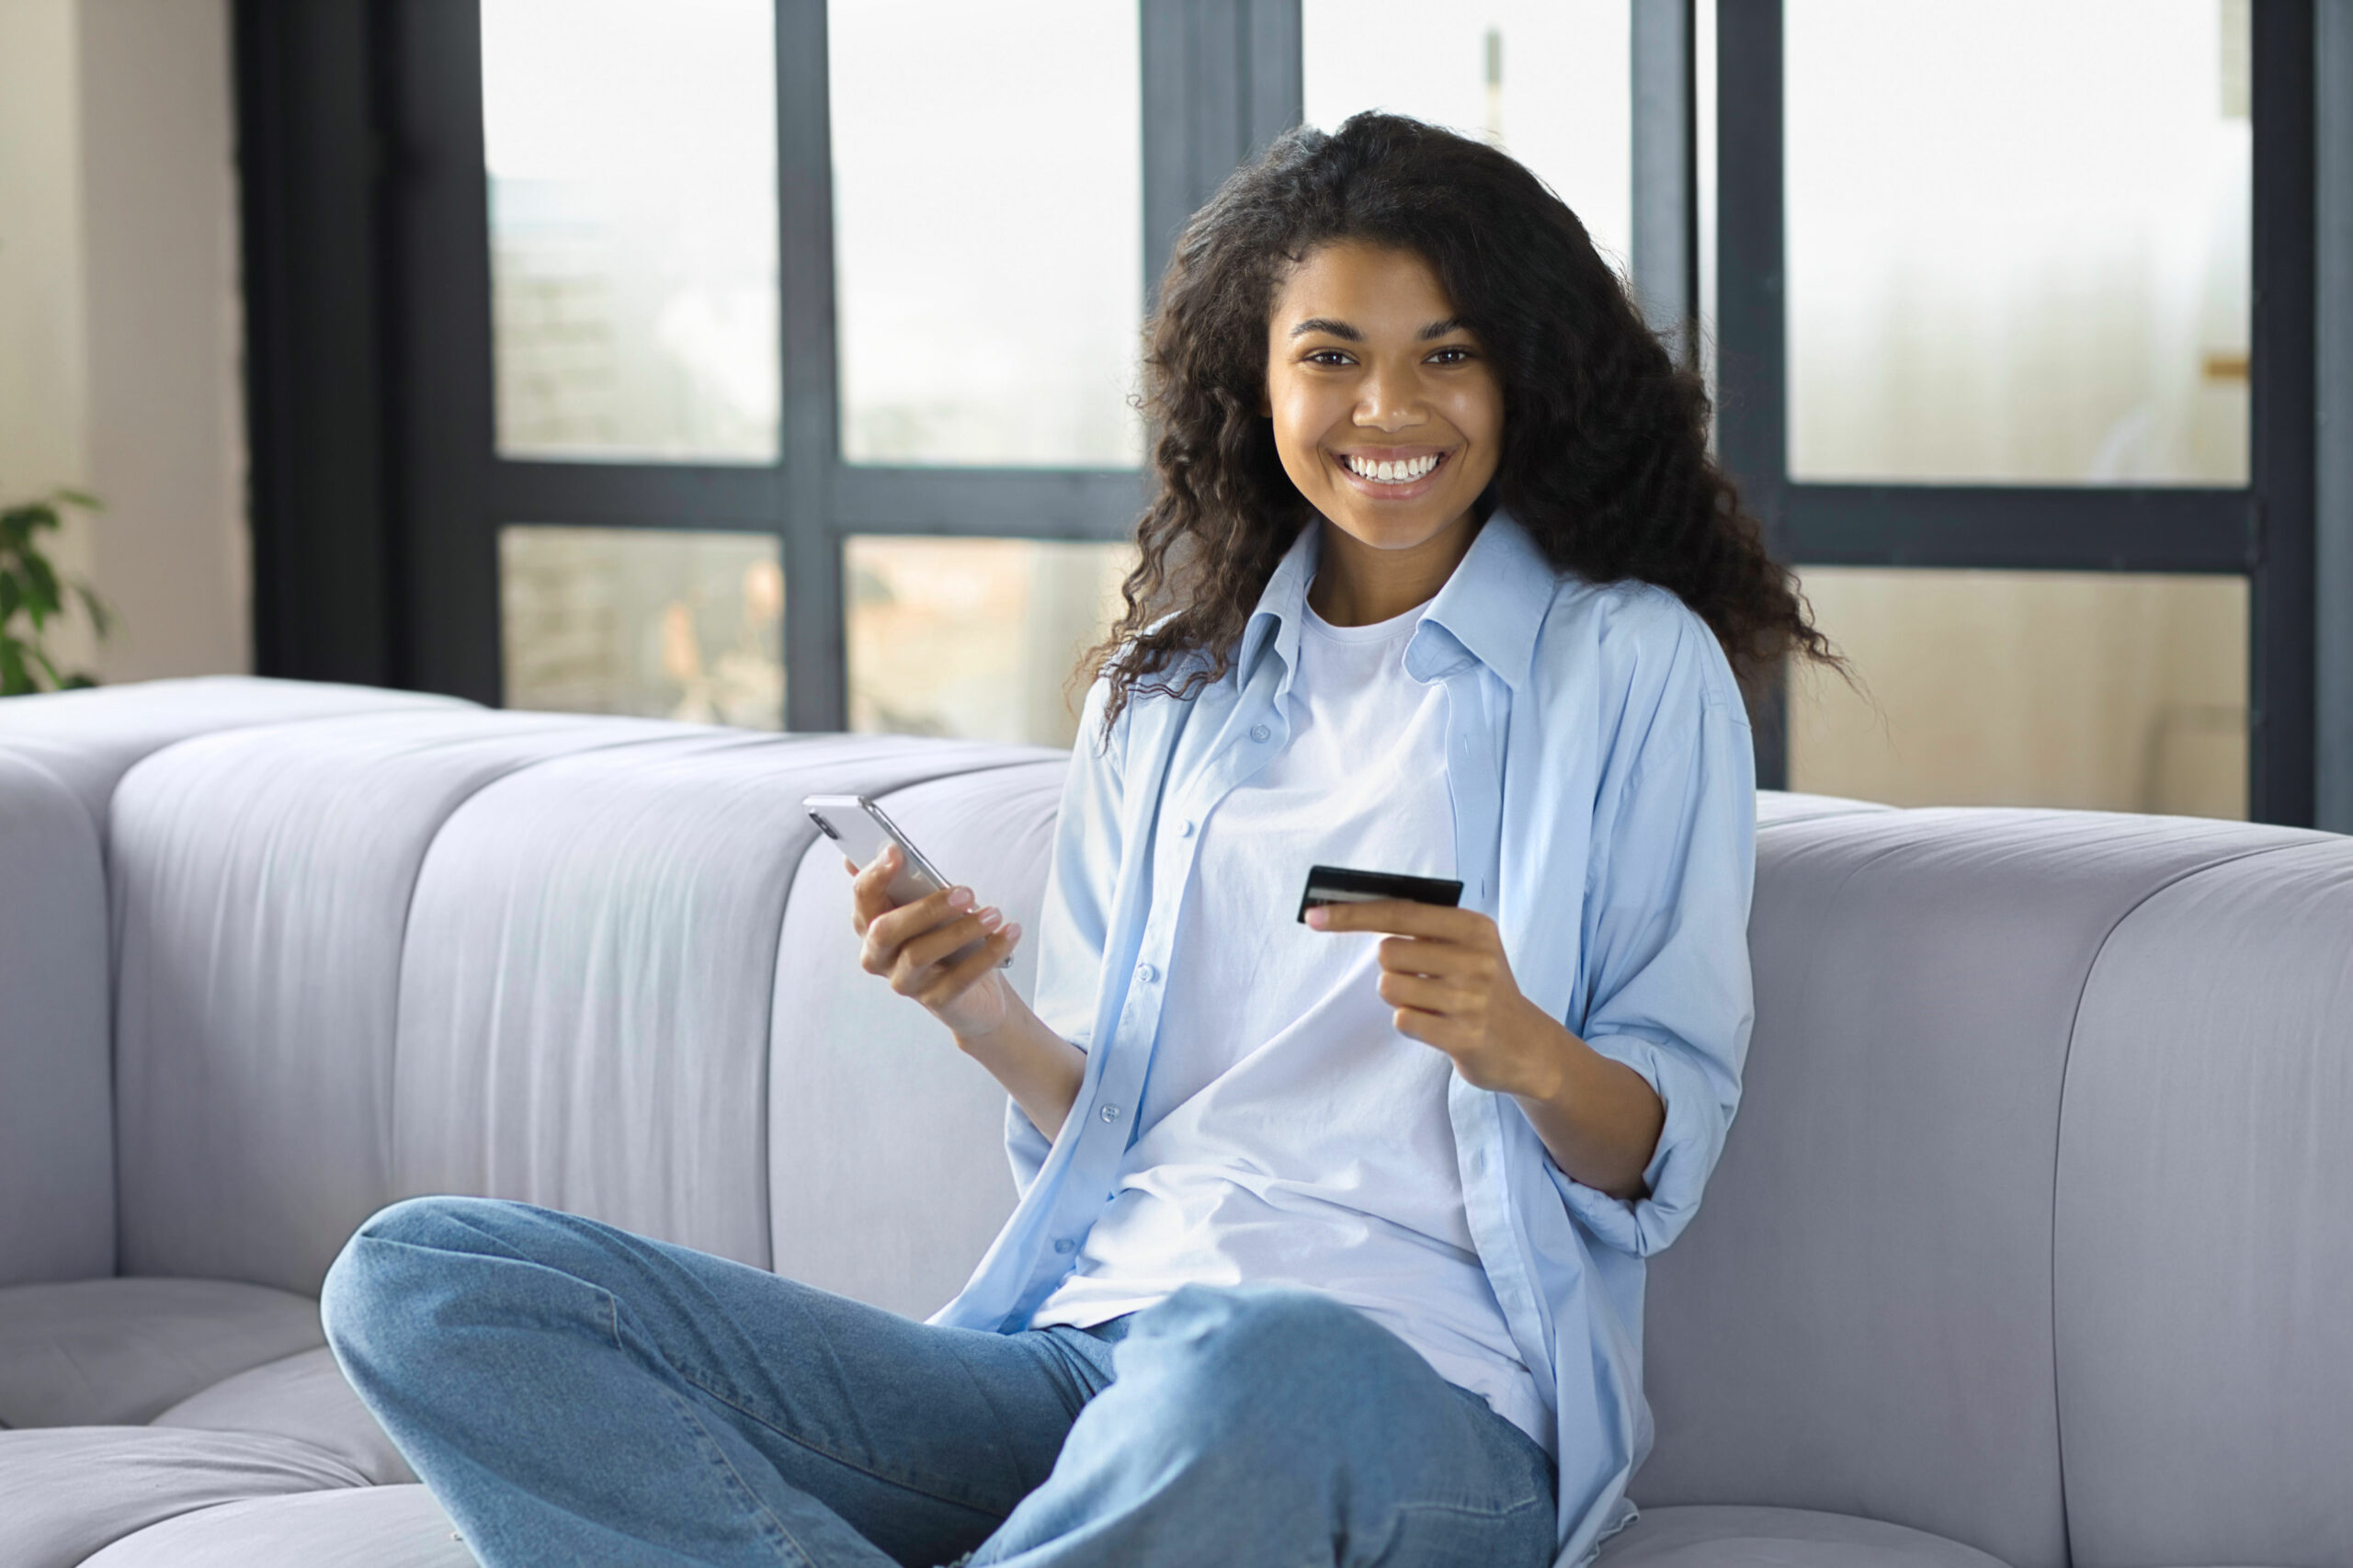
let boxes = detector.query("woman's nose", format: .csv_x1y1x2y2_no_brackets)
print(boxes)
1355,364,1426,430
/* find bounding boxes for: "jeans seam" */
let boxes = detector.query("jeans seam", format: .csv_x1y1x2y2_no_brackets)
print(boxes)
670,1362,1014,1524
656,1381,820,1568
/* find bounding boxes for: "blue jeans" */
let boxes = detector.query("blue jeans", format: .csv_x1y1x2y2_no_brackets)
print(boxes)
323,1197,1558,1567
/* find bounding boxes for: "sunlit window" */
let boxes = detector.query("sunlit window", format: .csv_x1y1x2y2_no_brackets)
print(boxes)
846,537,1135,748
1790,570,2247,817
1785,0,2250,484
481,0,780,462
1304,0,1634,278
501,525,784,728
830,2,1143,468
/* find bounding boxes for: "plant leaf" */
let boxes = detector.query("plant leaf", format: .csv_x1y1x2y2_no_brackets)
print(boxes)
74,584,113,640
51,488,102,511
24,553,60,618
0,573,18,624
0,638,30,697
28,644,63,688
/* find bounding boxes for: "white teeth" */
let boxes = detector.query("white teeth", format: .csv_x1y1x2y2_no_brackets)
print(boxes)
1345,454,1439,483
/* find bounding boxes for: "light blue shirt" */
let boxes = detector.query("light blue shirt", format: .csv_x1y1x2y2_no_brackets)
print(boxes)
932,510,1757,1566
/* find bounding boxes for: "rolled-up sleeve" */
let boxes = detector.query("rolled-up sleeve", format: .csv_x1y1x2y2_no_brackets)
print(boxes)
1552,611,1756,1256
1006,672,1128,1195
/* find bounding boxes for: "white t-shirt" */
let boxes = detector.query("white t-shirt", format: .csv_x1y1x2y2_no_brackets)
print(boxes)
1029,597,1549,1448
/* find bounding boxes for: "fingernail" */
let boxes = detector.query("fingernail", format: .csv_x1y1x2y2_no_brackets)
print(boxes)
1004,922,1022,943
1305,906,1329,929
978,907,1004,931
948,887,973,910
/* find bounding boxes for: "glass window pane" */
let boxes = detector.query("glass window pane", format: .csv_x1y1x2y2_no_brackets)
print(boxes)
1788,569,2247,818
482,0,779,462
1304,1,1634,278
1786,0,2250,484
501,525,784,727
830,4,1142,468
846,537,1137,748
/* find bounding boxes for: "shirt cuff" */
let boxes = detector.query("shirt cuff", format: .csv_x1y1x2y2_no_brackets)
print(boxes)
1548,1030,1725,1257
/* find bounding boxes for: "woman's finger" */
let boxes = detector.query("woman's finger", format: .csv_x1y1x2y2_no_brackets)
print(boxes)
1309,898,1484,942
1377,969,1461,1015
867,883,969,954
1375,933,1476,978
915,924,1020,1010
898,907,999,975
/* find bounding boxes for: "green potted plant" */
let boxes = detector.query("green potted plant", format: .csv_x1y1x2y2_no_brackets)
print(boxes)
1,490,112,694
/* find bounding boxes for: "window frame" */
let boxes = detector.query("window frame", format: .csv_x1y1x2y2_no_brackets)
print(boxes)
240,0,2324,824
1715,0,2317,823
368,0,1297,732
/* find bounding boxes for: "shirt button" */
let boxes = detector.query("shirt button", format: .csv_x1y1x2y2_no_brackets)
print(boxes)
1177,818,1196,837
1250,722,1271,743
1136,961,1157,983
1053,1237,1075,1254
1100,1104,1122,1122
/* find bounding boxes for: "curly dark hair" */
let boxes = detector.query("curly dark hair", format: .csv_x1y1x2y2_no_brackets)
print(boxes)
1086,110,1833,729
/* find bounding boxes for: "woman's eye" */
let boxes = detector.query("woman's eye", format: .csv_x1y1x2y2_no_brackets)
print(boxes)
1304,349,1353,367
1428,347,1473,366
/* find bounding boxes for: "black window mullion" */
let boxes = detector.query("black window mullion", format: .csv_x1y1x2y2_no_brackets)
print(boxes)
779,0,844,732
2246,0,2317,826
387,0,502,706
834,469,1151,540
1779,486,2256,575
1713,0,1790,786
485,463,781,533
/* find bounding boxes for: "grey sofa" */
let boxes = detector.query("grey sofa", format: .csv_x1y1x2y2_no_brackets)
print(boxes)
0,676,2345,1568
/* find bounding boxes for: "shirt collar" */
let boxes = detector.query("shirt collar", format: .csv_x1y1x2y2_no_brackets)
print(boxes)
1238,509,1556,695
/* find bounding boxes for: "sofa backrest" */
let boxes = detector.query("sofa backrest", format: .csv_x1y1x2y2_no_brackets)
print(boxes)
5,681,2348,1568
1638,805,2352,1568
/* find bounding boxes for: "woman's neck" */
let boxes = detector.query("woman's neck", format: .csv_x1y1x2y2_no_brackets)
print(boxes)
1304,510,1482,627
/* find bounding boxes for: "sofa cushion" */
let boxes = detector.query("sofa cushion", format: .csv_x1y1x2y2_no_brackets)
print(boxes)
153,1346,413,1486
0,1278,324,1427
392,731,1040,1271
0,751,114,1288
109,708,691,1295
80,1483,468,1568
767,757,1066,1314
1753,789,1893,828
1637,808,2324,1568
0,674,469,833
1597,1505,2010,1566
0,1426,368,1568
2053,835,2353,1568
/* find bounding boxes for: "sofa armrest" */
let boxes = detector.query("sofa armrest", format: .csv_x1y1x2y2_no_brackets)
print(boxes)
0,749,115,1283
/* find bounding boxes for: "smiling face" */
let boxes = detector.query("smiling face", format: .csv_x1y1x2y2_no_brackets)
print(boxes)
1264,241,1505,606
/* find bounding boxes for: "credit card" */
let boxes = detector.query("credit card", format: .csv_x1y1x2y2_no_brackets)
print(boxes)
1296,864,1465,922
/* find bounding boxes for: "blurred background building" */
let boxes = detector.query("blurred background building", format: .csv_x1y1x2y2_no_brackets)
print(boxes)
5,1,2347,824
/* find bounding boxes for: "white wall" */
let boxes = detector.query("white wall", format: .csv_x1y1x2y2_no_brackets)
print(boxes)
0,0,248,687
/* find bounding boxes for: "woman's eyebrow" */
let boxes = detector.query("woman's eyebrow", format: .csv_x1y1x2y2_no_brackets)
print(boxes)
1288,317,1361,340
1284,316,1469,341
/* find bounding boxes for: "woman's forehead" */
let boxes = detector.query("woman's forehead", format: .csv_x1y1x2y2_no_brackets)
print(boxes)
1270,242,1459,331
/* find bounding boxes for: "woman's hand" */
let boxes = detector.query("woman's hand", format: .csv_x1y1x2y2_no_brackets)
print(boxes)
1305,899,1559,1097
1307,898,1665,1199
848,845,1022,1040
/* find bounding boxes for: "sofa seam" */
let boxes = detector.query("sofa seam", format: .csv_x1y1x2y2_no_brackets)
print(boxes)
2044,835,2321,1568
380,728,802,1213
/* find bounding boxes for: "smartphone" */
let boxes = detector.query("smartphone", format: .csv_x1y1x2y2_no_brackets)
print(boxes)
803,793,1008,967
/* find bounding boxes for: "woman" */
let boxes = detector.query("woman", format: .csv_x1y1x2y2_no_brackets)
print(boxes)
325,113,1829,1568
